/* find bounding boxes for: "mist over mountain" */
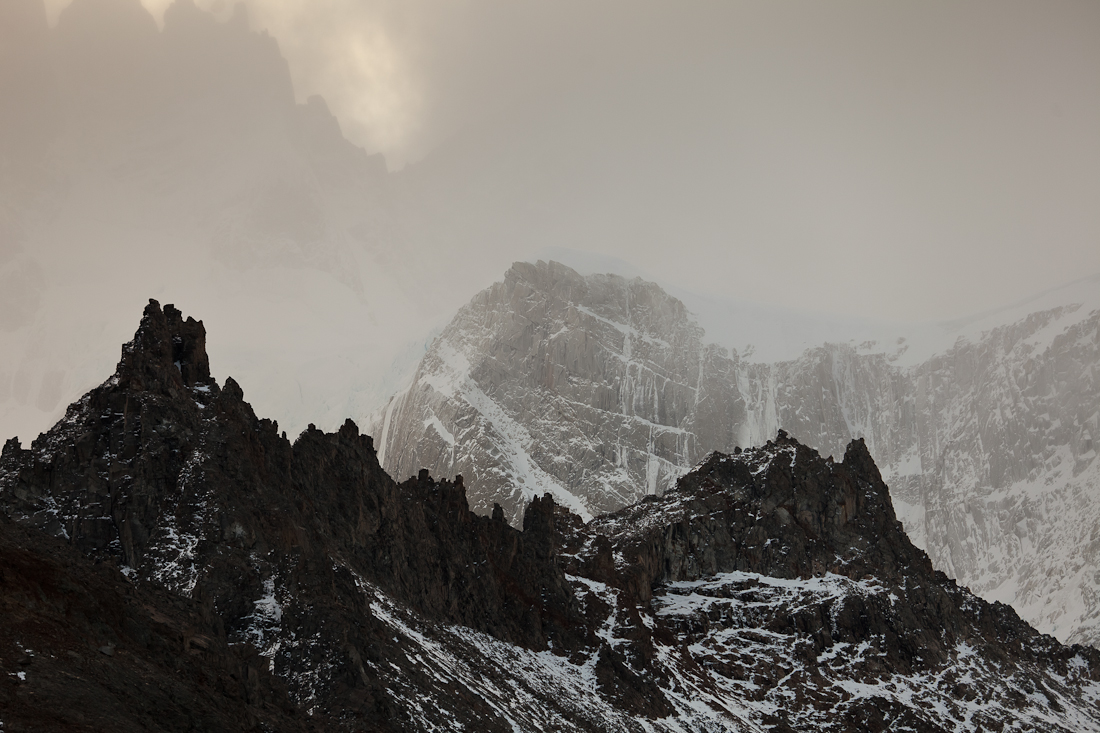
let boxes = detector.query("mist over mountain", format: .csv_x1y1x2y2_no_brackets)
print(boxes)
2,3,1100,728
3,0,1099,454
0,0,440,448
372,260,1100,650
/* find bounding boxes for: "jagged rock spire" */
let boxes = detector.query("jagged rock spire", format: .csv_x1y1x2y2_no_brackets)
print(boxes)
116,299,213,392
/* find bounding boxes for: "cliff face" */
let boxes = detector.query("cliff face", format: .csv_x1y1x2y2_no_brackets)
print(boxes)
371,261,1100,646
5,299,1100,731
373,260,715,524
0,509,313,732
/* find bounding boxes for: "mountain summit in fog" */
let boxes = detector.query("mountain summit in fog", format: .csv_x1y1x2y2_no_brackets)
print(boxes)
373,260,1100,649
3,0,1099,450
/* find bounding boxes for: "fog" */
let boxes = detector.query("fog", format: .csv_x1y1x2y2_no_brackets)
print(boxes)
3,0,1099,444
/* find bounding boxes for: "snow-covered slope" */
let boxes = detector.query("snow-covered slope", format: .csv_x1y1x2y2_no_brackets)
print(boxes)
371,260,1100,648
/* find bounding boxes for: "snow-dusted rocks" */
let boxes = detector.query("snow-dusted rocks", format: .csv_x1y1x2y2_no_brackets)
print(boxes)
372,260,1100,648
559,433,1100,731
6,299,1100,730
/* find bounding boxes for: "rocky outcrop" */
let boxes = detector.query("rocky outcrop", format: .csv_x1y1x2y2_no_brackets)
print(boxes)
557,431,1100,731
590,434,924,604
372,260,716,525
370,260,1100,647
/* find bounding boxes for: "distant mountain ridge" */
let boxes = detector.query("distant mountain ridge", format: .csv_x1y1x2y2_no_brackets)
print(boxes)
371,260,1100,648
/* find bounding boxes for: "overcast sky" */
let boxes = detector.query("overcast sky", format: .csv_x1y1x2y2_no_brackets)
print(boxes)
31,0,1100,322
4,0,1097,447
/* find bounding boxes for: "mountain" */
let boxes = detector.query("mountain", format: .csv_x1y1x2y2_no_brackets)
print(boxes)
0,300,585,730
372,260,713,523
4,299,1100,730
370,260,1100,648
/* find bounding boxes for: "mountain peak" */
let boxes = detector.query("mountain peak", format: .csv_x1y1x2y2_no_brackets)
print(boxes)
117,298,213,392
373,259,1100,650
681,434,916,579
578,431,925,609
371,261,708,525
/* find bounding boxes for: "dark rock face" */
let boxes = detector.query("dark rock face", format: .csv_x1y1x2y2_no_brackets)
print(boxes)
1,300,588,731
0,511,311,733
3,300,1100,731
609,432,924,598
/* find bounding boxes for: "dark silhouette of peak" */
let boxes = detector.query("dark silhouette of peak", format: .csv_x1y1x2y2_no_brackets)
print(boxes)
118,299,214,391
3,0,382,193
56,0,159,65
55,0,160,120
163,0,218,32
161,0,295,117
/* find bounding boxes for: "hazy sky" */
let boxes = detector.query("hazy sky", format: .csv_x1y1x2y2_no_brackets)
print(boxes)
7,0,1099,447
37,0,1095,322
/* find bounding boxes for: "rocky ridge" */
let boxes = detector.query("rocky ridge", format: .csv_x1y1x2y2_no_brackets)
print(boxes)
1,301,585,731
3,300,1100,730
555,432,1100,731
370,261,1100,647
